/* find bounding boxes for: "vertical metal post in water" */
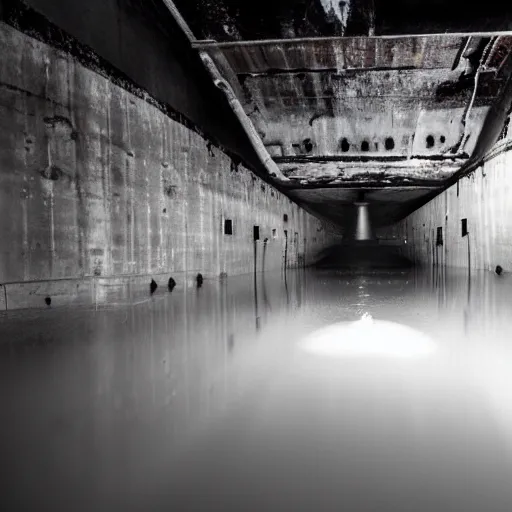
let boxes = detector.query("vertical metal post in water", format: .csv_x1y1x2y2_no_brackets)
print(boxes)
353,202,375,241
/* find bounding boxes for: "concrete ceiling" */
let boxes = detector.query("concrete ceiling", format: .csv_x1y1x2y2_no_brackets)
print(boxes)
172,1,512,40
168,1,512,231
286,186,438,227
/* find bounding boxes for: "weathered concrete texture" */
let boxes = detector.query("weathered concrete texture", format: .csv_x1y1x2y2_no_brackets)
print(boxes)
197,34,512,227
279,159,461,185
0,22,334,310
392,132,512,272
173,0,512,40
287,186,440,229
0,0,270,178
202,35,507,164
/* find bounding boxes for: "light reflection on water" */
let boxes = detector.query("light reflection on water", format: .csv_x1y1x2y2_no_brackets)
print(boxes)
1,267,512,511
300,313,437,359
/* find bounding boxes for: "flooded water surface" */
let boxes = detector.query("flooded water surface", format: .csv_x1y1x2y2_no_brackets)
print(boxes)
1,268,512,511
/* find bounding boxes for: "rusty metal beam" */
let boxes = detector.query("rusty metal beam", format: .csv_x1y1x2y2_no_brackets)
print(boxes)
269,176,445,189
161,0,197,41
161,0,289,183
273,155,469,163
199,52,289,182
192,32,512,50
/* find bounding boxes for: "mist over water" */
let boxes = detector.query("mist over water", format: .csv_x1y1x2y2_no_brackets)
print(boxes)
1,267,512,511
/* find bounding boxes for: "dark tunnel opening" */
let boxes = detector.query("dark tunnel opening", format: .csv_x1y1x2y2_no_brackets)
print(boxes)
313,201,413,272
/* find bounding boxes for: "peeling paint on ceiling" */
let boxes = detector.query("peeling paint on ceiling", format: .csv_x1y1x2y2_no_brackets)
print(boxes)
193,33,512,227
169,1,512,228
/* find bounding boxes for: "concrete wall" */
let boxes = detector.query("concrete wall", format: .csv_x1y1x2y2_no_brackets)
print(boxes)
392,122,512,273
0,0,266,175
0,21,334,310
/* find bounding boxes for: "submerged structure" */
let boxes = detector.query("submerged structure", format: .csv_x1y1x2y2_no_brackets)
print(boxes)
0,0,512,307
4,4,512,512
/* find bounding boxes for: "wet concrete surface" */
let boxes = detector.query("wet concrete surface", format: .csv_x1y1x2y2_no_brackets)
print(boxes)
1,267,512,511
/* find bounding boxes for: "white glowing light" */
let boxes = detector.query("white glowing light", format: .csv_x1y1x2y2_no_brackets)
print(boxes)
301,313,436,359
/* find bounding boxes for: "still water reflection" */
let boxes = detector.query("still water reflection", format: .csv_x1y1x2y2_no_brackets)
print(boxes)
1,268,512,511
